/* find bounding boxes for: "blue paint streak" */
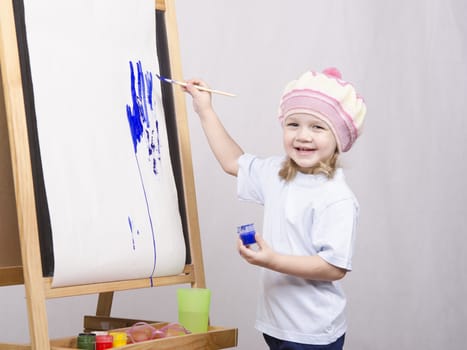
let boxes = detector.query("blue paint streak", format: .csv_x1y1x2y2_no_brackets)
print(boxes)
126,61,161,175
128,216,136,250
155,120,161,161
126,60,161,281
126,63,144,153
145,71,153,109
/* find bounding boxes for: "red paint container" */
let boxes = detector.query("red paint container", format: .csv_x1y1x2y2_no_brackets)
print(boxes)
95,334,113,349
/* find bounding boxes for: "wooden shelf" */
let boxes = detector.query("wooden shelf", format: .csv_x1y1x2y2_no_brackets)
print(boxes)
49,325,238,350
0,326,237,350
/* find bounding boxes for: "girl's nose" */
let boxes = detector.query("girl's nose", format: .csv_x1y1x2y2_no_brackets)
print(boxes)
296,127,312,141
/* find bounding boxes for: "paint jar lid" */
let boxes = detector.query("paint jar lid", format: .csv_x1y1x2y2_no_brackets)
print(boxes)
78,333,96,337
91,331,108,336
237,223,255,235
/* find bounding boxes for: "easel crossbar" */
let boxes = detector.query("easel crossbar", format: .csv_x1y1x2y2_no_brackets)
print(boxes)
44,264,195,298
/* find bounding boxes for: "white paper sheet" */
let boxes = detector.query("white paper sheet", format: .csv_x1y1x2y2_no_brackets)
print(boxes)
23,0,186,287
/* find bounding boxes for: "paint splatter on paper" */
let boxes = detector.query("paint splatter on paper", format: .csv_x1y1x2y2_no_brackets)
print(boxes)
126,61,161,175
125,60,160,280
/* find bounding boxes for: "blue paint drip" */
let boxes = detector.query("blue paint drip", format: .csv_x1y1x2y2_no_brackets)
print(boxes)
126,60,161,281
134,158,157,279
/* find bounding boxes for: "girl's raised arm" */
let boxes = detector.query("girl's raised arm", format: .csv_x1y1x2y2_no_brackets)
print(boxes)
185,80,244,176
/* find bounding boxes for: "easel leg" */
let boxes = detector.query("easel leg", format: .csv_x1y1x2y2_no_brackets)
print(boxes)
0,1,51,348
96,291,114,316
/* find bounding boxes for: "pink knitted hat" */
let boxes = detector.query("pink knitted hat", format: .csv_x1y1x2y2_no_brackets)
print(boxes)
278,68,366,152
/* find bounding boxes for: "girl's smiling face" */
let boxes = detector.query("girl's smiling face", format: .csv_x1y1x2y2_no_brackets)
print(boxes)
282,113,337,172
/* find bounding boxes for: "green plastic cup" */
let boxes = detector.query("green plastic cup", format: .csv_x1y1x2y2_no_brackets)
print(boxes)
177,288,211,333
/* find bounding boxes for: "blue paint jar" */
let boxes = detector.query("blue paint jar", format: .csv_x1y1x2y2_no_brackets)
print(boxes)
237,223,256,245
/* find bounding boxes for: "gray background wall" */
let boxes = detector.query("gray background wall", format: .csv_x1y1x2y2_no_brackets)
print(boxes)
1,1,466,349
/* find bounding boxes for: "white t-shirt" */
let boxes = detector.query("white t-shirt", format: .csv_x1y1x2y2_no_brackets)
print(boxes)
237,153,359,345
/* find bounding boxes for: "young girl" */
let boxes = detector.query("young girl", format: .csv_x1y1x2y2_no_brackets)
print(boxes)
185,68,366,350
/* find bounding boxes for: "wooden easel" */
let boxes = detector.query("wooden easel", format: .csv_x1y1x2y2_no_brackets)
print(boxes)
0,0,237,348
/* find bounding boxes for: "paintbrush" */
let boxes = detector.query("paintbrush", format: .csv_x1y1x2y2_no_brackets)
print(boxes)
156,74,236,97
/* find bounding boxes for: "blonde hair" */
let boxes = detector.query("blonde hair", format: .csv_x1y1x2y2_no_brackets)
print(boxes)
278,151,339,182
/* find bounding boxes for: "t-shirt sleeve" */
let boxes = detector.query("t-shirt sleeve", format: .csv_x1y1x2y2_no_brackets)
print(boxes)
314,198,359,271
237,153,266,205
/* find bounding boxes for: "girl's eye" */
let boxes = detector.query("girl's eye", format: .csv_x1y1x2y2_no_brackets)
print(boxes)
313,124,325,130
286,122,299,127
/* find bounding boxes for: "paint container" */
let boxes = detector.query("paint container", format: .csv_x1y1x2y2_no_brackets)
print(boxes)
77,333,95,350
95,334,113,349
237,223,256,245
109,331,128,347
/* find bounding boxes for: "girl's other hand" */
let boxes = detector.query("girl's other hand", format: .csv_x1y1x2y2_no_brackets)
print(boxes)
237,233,274,268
